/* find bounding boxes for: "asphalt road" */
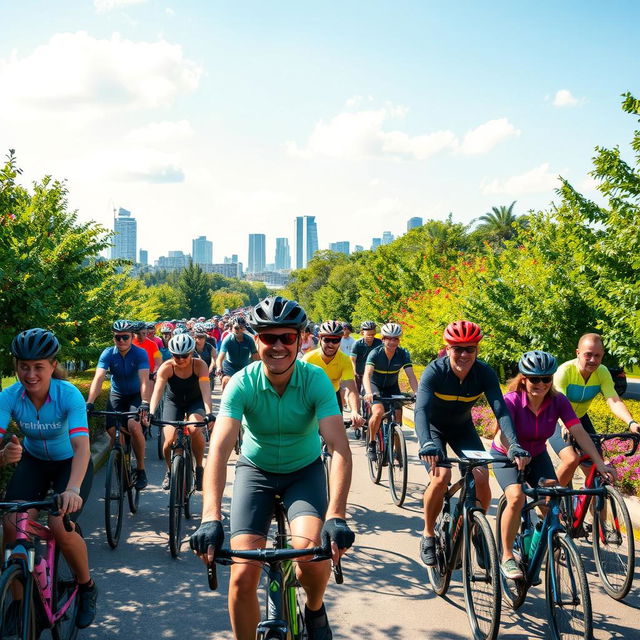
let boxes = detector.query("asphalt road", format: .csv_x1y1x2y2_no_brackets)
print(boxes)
61,393,640,640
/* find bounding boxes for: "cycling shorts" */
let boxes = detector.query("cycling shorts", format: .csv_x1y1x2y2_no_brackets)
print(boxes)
4,450,94,521
548,413,600,456
106,391,142,429
222,361,242,378
162,398,205,422
370,382,402,404
422,422,485,471
230,456,327,538
490,447,556,490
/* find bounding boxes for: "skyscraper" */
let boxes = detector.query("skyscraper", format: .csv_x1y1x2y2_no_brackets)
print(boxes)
295,216,319,269
371,237,381,250
248,234,266,273
111,207,137,261
329,241,350,255
275,237,291,270
407,216,423,231
192,235,213,265
382,231,394,245
139,249,148,265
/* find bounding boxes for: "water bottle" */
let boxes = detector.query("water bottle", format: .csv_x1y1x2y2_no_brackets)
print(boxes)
522,524,534,557
34,557,48,590
530,522,543,558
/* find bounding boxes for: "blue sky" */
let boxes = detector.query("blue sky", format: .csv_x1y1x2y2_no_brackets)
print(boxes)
1,1,638,265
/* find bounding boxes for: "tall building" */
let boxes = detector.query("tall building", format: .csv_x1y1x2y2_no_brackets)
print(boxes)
354,245,364,253
371,237,381,250
275,237,291,271
224,254,239,264
407,216,423,231
329,241,350,255
295,216,319,269
248,234,266,273
111,207,137,261
156,250,190,270
139,249,148,265
382,231,394,245
192,235,213,265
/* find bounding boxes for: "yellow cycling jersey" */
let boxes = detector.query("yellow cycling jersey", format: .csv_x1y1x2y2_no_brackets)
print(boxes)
302,348,354,392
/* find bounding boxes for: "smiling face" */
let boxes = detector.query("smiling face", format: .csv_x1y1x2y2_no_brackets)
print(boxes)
524,375,554,400
576,337,604,377
256,328,299,375
16,358,56,396
319,335,341,358
446,343,478,376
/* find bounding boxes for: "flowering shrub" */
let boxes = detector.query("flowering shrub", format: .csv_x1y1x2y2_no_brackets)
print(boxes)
603,439,640,495
471,405,497,439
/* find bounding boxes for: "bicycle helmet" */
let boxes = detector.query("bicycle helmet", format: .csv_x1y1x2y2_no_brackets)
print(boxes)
380,323,402,338
360,320,377,331
146,322,157,330
11,328,60,360
193,322,207,335
443,321,483,344
518,350,558,376
168,333,195,356
342,322,353,332
130,321,146,333
318,320,344,337
172,326,188,335
249,296,308,330
232,316,247,328
160,323,174,334
112,319,133,333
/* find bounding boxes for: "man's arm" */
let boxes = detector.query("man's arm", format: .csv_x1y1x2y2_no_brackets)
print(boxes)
350,355,358,376
404,366,419,394
343,379,363,427
319,414,352,519
138,369,151,403
363,364,374,397
606,396,640,433
86,368,107,404
153,349,162,372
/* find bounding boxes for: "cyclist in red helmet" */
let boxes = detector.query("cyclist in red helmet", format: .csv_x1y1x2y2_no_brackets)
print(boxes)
414,320,529,567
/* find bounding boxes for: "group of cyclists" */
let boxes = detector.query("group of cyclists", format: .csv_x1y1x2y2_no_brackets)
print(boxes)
1,296,639,638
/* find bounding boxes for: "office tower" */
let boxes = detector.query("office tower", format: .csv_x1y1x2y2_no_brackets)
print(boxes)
382,231,394,245
275,237,291,271
354,245,364,253
248,234,266,273
407,216,423,231
156,251,190,270
329,241,350,255
139,249,148,265
295,216,319,269
371,237,381,250
111,207,137,261
192,235,213,265
224,254,239,264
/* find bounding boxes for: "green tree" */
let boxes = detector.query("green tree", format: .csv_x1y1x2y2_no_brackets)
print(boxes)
210,290,249,314
473,201,528,247
177,261,212,318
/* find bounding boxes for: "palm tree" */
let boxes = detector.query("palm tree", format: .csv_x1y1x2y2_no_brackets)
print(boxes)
474,201,527,244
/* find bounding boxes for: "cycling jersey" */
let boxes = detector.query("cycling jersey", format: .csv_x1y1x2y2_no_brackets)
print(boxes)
302,348,354,392
553,359,617,418
414,356,518,448
365,344,412,390
340,335,356,356
0,379,89,461
97,345,149,395
133,336,160,373
218,360,340,473
220,334,257,369
351,337,382,375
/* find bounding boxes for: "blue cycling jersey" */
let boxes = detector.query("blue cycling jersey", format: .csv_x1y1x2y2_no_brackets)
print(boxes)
97,345,149,395
0,379,89,461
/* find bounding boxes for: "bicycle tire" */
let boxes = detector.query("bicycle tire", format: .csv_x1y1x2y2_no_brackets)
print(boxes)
463,511,501,640
427,510,453,596
157,424,164,460
387,423,408,507
169,454,185,558
51,538,80,640
0,563,36,640
494,495,527,610
184,452,194,520
126,451,140,515
546,533,592,640
104,448,124,549
592,485,635,600
367,428,383,485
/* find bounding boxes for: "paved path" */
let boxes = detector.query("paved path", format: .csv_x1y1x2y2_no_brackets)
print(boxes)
69,396,640,639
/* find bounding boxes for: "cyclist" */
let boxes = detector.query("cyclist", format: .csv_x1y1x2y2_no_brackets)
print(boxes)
193,323,217,391
0,328,97,628
350,320,382,394
159,323,174,361
190,296,354,640
132,321,162,389
147,322,164,350
490,350,615,579
362,323,418,461
414,320,528,566
149,333,215,491
86,319,151,490
298,322,318,358
339,322,356,356
216,316,259,391
549,333,640,486
302,321,364,428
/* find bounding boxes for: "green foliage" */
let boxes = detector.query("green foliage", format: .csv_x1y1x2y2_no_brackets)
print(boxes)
472,201,529,248
210,290,249,314
177,262,212,318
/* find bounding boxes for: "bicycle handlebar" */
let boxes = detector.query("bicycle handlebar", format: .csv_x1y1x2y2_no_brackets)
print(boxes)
89,410,140,419
150,418,208,428
591,432,640,457
0,495,73,532
371,394,416,403
441,455,514,469
521,481,605,500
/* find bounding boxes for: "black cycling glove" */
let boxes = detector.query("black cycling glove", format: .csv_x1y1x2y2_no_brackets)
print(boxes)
507,443,530,462
190,520,224,554
204,412,216,424
321,518,355,551
418,441,444,460
85,402,94,415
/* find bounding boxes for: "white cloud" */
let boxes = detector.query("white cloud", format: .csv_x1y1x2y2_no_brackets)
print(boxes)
125,120,194,146
82,148,186,183
458,118,520,155
553,89,580,107
94,0,147,12
482,163,560,196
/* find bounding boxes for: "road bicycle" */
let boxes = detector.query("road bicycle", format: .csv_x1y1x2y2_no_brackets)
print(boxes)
151,417,208,557
206,499,335,639
367,394,415,506
320,438,344,585
0,496,80,640
495,477,604,640
561,431,638,600
90,409,142,549
427,454,509,640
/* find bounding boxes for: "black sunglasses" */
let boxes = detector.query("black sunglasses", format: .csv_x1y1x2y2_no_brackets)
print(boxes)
258,332,298,346
526,375,553,384
449,345,477,354
321,337,341,344
173,353,191,360
114,335,131,342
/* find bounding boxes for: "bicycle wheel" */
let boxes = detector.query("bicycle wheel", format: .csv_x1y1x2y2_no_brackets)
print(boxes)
427,510,453,596
367,427,383,485
463,512,500,640
157,424,164,460
387,423,408,507
545,533,592,640
126,451,140,515
104,448,124,549
0,563,36,640
184,452,194,520
169,455,185,558
494,495,527,610
51,541,80,640
592,485,635,600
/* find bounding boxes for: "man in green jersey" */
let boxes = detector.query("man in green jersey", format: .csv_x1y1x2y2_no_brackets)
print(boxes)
191,297,354,640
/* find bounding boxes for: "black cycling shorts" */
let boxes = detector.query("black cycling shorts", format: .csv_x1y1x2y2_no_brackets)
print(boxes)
370,382,402,404
230,456,327,539
106,391,141,429
422,422,486,471
490,447,556,490
4,450,94,521
162,398,205,422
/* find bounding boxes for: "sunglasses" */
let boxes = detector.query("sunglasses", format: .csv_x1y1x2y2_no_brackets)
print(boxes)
526,375,553,384
173,353,191,360
321,337,342,344
258,332,298,346
449,345,477,354
114,335,131,342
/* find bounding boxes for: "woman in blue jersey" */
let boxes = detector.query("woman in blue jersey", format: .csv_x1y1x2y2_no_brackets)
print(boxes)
0,329,97,628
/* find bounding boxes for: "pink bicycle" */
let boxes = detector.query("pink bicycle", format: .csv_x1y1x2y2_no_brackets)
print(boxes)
0,495,80,639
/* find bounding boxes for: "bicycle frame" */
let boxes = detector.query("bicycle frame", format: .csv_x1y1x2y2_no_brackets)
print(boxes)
375,395,413,463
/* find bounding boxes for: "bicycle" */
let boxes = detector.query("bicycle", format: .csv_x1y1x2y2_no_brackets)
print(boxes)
90,409,142,549
367,394,415,506
206,499,334,640
0,496,80,640
561,431,638,600
427,454,509,640
150,416,208,557
495,477,604,639
320,438,344,585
